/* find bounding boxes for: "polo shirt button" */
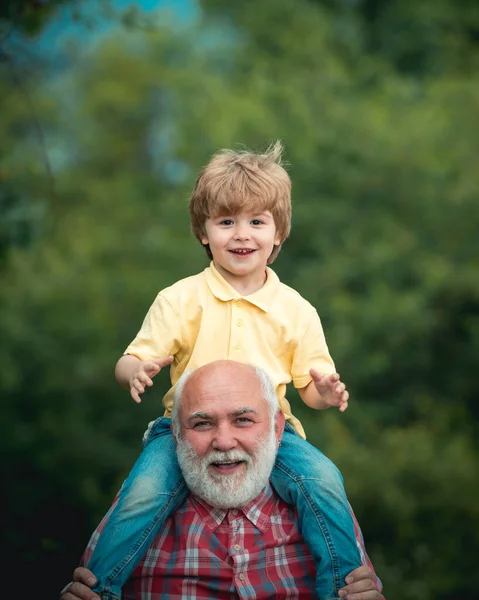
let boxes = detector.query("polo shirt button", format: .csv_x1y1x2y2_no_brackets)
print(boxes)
234,544,241,551
232,509,238,515
239,573,245,581
236,300,243,307
234,343,241,350
236,319,243,327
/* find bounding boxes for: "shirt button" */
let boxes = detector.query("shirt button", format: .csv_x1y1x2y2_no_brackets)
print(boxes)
234,343,241,351
236,300,243,307
234,544,241,551
232,509,238,515
236,319,243,327
239,573,245,581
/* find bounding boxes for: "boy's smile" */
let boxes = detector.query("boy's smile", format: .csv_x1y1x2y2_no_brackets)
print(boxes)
229,248,255,255
201,210,281,295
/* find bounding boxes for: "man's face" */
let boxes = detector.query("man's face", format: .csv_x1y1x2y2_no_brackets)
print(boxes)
175,362,283,508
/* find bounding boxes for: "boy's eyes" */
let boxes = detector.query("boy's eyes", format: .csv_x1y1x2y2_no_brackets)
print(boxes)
217,219,264,226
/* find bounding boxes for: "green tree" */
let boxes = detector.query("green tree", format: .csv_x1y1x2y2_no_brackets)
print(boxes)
1,2,478,598
1,1,85,37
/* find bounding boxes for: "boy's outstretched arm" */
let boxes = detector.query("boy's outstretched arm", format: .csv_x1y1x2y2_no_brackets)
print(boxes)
115,354,173,403
299,369,349,412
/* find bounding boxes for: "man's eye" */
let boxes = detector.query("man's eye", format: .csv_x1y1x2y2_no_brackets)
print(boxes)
235,417,252,425
194,421,212,429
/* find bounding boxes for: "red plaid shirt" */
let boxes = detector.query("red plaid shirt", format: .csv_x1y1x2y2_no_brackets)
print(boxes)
83,485,383,599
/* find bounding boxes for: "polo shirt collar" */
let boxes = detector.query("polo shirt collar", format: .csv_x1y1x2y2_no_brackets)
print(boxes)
192,484,277,534
204,262,279,313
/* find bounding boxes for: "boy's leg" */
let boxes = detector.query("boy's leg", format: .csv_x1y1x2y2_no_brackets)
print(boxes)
86,417,187,600
271,424,361,600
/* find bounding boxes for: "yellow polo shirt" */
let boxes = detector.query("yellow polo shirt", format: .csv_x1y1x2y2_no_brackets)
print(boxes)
125,263,335,438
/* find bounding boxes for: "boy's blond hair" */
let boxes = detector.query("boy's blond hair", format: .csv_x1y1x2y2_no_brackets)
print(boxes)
189,141,291,264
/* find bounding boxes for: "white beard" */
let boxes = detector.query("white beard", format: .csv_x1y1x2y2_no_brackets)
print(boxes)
176,429,277,508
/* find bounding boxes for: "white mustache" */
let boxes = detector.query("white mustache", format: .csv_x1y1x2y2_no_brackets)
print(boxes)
177,430,277,508
205,450,252,466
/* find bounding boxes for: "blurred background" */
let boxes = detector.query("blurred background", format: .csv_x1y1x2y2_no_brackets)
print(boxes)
1,1,478,598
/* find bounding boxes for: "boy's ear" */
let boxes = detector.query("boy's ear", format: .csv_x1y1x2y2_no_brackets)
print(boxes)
201,237,209,245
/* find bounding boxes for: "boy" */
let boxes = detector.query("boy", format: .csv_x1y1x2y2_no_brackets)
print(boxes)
87,143,364,599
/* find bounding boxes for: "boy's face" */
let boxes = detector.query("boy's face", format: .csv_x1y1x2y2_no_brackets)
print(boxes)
201,210,281,286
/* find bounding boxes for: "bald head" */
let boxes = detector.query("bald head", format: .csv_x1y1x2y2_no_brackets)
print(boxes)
172,360,278,437
185,361,258,399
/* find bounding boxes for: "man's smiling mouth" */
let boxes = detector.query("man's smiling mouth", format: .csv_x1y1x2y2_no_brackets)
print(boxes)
210,460,246,471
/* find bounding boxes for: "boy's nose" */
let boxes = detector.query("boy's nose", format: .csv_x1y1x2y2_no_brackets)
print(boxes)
233,225,251,241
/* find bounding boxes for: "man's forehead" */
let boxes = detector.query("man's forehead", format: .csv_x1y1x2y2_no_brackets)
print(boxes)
183,388,266,413
181,365,267,415
187,407,258,421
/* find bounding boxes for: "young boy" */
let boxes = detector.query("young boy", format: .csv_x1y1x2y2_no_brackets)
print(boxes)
87,143,365,599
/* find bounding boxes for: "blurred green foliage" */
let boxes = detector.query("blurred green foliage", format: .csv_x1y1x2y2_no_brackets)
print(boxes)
1,0,79,36
1,1,478,598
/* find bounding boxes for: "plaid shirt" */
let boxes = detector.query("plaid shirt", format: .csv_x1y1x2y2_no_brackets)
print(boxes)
83,485,383,599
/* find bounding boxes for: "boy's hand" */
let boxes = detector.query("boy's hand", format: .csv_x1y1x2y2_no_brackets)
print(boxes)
130,356,174,403
309,368,349,412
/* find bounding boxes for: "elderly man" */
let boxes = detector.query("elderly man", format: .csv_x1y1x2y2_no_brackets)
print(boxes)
62,360,384,600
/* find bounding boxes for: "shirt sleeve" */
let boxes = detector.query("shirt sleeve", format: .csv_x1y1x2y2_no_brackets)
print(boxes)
291,308,336,389
124,292,183,360
350,503,384,595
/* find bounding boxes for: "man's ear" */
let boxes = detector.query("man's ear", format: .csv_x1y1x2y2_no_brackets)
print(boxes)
274,410,286,448
170,422,179,446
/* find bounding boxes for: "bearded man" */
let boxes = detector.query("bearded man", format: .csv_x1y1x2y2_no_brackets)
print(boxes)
61,360,384,600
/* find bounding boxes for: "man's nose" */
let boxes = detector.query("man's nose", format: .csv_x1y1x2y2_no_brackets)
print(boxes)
211,424,238,451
